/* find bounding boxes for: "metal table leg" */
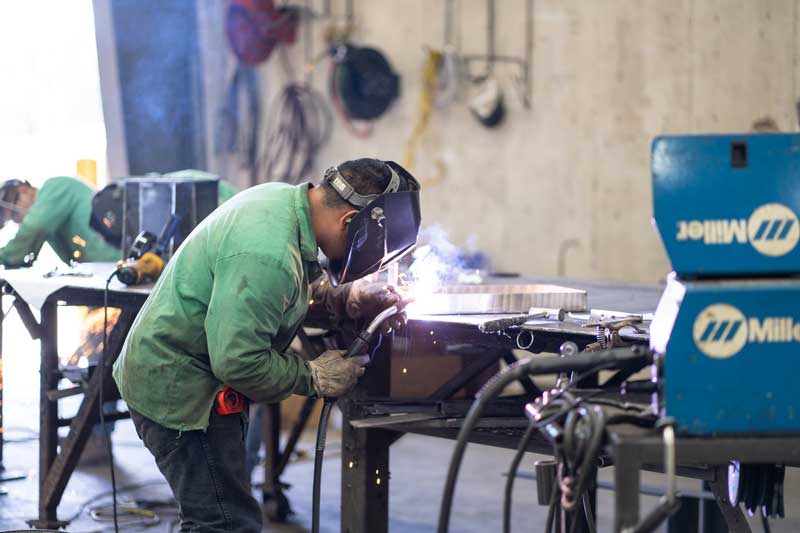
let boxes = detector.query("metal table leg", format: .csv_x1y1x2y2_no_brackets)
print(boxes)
28,304,136,529
340,332,394,533
341,424,393,533
614,442,642,532
263,402,291,522
32,300,64,528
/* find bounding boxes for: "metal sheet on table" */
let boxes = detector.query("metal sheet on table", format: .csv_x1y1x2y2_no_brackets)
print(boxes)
407,277,663,341
415,283,588,315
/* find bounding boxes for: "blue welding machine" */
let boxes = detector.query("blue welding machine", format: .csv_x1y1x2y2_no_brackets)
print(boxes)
650,134,800,434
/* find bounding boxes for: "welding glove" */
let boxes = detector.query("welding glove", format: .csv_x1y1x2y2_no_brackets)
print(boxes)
308,349,370,398
345,280,410,333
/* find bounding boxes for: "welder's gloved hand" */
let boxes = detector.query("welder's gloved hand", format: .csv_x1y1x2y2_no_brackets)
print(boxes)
346,280,410,333
308,350,370,398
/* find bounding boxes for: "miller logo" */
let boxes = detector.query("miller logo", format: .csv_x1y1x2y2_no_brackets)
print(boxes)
693,303,800,358
693,304,748,358
676,203,800,257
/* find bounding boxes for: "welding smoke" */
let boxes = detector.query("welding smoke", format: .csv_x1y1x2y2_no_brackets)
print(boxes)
406,224,491,292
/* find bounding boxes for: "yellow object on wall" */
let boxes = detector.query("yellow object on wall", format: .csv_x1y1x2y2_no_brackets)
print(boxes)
76,159,97,188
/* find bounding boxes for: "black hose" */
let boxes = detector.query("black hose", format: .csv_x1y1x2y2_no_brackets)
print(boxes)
565,407,606,511
102,271,119,533
545,479,560,533
503,424,535,533
311,399,334,533
581,492,597,533
437,347,651,533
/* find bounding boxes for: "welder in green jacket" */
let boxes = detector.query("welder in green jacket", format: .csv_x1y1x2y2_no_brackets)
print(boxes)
114,159,421,532
0,177,120,267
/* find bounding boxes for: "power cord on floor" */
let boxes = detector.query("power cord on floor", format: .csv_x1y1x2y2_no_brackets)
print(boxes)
100,270,120,533
61,480,167,523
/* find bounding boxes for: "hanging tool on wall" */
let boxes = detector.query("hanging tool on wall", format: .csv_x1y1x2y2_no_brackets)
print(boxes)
466,0,505,128
217,0,303,185
435,0,462,108
460,0,534,123
260,5,333,185
325,0,401,137
403,0,463,187
216,65,261,186
225,0,300,66
404,49,443,170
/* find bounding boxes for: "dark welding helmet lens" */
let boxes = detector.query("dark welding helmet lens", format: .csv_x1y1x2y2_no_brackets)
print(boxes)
322,161,422,286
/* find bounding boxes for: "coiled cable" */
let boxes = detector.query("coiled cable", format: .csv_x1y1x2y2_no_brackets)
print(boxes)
260,83,332,184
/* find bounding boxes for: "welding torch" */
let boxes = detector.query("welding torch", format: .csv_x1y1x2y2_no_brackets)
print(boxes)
311,304,401,533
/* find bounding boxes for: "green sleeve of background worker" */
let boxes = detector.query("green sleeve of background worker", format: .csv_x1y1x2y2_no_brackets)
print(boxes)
0,178,71,267
217,180,238,204
204,252,315,403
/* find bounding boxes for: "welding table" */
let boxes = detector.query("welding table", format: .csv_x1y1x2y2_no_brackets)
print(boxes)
338,276,800,533
0,263,311,528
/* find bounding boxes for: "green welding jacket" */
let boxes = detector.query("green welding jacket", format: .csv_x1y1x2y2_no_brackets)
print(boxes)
0,176,119,267
113,182,319,431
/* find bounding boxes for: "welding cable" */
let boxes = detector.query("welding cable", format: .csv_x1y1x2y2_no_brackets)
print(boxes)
563,406,606,514
581,492,597,533
436,346,652,533
545,473,561,533
502,423,536,533
101,270,120,533
311,399,334,533
261,83,332,184
215,65,261,186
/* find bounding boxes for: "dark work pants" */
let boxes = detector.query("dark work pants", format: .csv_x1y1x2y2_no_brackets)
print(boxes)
130,408,262,532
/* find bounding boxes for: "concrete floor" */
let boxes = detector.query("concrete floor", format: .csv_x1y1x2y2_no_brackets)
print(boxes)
5,417,800,533
0,420,644,533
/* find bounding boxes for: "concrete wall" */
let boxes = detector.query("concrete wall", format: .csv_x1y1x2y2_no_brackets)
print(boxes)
198,0,800,283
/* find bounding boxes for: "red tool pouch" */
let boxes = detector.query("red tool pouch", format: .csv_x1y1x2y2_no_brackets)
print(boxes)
216,385,246,415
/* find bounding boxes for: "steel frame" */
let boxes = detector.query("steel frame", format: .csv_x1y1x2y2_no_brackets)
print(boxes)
337,317,800,533
14,286,146,529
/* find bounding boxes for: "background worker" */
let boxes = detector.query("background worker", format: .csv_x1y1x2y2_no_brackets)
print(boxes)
0,172,238,463
0,176,119,267
114,158,421,532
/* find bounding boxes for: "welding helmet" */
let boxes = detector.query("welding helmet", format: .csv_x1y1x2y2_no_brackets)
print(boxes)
320,161,421,286
90,182,124,247
0,179,29,225
332,45,400,120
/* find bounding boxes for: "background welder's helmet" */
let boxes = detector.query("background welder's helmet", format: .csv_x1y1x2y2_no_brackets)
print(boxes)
90,182,124,247
320,160,422,286
0,179,29,225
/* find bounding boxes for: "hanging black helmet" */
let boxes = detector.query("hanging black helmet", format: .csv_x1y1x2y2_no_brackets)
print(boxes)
333,45,400,121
